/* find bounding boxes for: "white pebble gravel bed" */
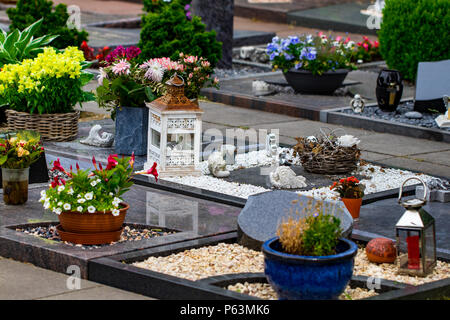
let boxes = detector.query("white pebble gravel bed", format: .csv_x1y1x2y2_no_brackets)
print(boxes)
227,282,378,300
161,148,436,200
131,243,449,287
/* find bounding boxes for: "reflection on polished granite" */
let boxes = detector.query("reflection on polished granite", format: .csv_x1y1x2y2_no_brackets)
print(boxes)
356,197,450,252
0,183,241,278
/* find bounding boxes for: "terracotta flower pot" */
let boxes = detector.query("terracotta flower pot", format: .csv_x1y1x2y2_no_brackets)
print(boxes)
342,198,362,220
58,202,129,234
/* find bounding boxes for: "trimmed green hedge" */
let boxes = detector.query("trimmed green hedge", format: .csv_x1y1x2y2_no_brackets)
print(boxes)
7,0,88,49
139,0,222,67
378,0,450,80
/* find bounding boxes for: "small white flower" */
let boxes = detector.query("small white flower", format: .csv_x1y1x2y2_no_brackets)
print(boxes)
63,203,71,211
109,193,114,196
53,208,62,215
112,209,120,217
96,179,101,184
87,206,96,213
90,180,98,187
57,185,65,193
77,198,86,204
85,192,94,200
77,206,84,212
57,201,63,207
67,188,74,195
44,201,51,210
40,190,47,197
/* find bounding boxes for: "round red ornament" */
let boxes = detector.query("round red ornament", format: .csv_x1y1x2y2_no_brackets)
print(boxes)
365,238,397,264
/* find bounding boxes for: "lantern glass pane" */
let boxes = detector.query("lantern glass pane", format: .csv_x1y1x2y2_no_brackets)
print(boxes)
397,229,422,272
167,133,194,151
151,129,160,148
424,224,436,271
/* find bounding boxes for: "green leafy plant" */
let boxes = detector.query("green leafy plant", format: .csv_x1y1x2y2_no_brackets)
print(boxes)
139,0,222,68
0,18,58,68
330,176,365,199
0,131,44,169
277,199,342,256
378,0,450,80
40,154,158,215
7,0,89,49
95,54,162,118
267,33,355,75
0,47,95,114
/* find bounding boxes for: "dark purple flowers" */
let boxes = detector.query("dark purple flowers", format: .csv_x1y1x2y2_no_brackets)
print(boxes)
105,45,141,65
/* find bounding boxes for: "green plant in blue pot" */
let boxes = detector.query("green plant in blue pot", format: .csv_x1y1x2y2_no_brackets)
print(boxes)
262,200,358,300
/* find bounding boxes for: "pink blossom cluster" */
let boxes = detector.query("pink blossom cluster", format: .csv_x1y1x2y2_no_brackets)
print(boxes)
141,58,184,72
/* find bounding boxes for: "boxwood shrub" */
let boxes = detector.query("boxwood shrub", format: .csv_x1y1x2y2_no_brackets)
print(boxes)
378,0,450,80
139,0,222,67
7,0,89,49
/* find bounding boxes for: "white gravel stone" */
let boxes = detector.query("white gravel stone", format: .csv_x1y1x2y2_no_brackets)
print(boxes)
160,149,436,200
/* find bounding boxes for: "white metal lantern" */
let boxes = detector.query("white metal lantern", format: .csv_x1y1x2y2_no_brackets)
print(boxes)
396,177,436,277
144,74,203,178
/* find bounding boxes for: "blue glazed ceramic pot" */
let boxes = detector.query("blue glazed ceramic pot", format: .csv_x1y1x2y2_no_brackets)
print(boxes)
262,237,357,300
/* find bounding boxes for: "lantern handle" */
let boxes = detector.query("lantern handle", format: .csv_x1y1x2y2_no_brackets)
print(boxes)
398,177,427,204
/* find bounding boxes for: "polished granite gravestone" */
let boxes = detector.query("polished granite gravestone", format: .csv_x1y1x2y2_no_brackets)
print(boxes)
223,165,367,191
237,190,353,250
354,197,450,253
414,60,450,114
0,183,241,278
192,0,234,69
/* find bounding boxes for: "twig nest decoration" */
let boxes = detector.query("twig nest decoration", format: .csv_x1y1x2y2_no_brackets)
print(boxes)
293,128,361,174
269,166,307,189
365,238,397,264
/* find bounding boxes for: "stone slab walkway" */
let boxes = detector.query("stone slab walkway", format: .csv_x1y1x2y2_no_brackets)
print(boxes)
0,257,151,300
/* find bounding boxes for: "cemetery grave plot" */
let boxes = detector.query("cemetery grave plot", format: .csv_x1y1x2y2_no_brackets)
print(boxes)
0,183,241,279
327,100,450,143
89,234,450,300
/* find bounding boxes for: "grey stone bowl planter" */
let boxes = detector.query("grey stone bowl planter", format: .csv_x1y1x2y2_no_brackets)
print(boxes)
283,68,349,94
114,106,148,156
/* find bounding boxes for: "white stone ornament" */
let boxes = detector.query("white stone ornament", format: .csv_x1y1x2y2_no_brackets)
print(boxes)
337,135,360,148
435,95,450,128
350,94,365,113
208,149,230,178
265,133,278,158
252,80,272,96
269,166,307,189
80,124,114,147
221,144,236,165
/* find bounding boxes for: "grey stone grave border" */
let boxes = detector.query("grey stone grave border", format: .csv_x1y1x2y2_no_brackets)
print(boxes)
323,98,450,143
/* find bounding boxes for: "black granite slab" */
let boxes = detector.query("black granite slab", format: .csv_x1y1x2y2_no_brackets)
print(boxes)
0,183,241,278
223,165,367,191
200,273,410,300
355,197,450,253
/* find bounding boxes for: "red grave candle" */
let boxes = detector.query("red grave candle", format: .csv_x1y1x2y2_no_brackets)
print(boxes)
406,235,420,269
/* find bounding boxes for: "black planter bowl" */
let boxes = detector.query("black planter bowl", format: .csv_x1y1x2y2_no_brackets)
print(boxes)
283,69,349,95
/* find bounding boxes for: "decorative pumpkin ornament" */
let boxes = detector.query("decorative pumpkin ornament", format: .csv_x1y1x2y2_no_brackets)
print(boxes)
365,238,397,264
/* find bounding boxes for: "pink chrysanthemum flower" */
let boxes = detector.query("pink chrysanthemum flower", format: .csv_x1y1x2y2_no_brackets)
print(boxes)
112,59,131,75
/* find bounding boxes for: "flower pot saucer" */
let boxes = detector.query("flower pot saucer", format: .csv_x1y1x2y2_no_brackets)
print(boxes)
56,224,123,245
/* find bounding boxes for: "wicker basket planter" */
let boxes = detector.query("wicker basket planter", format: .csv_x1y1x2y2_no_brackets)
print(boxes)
294,136,361,175
5,109,80,142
